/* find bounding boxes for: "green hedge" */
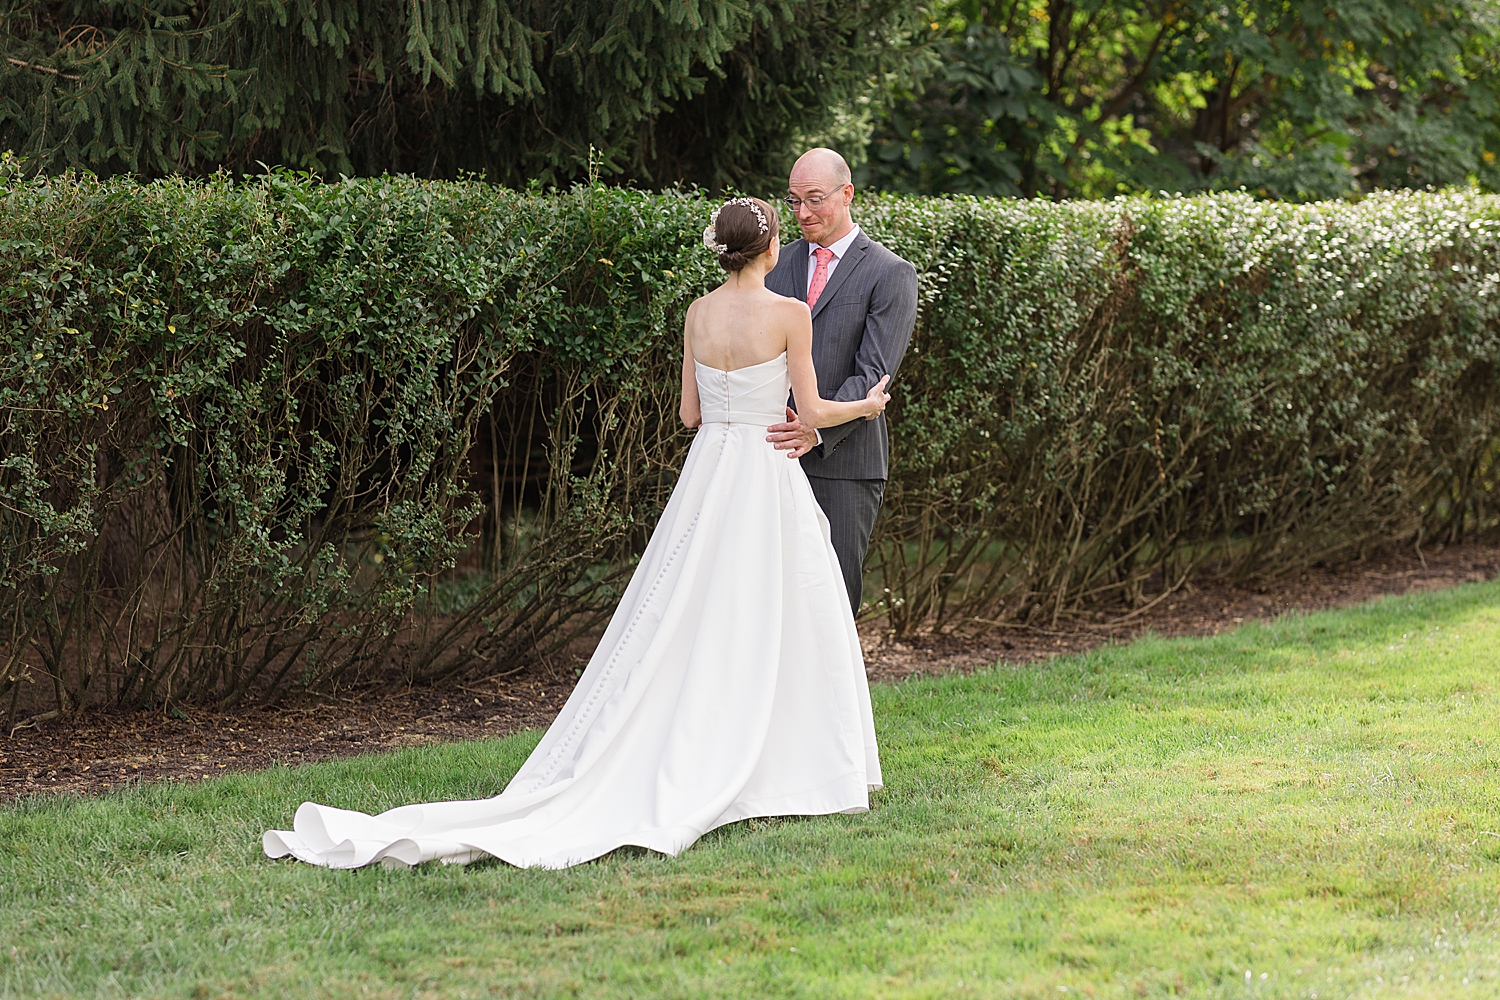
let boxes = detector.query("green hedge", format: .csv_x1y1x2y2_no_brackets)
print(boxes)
3,168,1498,711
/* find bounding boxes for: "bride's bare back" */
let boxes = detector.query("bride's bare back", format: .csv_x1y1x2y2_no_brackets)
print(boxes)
678,198,888,432
685,283,795,373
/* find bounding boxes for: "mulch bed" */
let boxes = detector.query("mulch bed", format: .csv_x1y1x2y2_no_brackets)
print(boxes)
3,540,1495,804
860,540,1500,683
0,674,575,805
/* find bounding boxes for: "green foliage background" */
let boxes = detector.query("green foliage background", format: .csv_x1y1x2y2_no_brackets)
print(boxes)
0,0,923,190
2,170,1499,714
7,1,1499,200
865,0,1500,200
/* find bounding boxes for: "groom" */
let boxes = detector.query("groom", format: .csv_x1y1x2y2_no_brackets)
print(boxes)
765,148,919,614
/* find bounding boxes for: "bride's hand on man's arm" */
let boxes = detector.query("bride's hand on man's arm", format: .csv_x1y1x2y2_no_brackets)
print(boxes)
864,375,891,419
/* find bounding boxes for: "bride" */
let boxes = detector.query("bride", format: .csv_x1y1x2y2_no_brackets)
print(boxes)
263,197,889,870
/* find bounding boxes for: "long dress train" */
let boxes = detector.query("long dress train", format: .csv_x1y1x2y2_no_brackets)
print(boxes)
262,352,881,870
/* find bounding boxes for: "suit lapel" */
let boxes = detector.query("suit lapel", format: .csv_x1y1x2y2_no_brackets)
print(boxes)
787,239,810,302
810,232,870,321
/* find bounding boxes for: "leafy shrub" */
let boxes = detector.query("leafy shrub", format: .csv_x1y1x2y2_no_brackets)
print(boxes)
865,191,1500,630
2,170,1497,714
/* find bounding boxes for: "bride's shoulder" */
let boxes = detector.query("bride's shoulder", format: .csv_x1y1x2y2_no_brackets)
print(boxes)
685,288,717,316
763,289,811,320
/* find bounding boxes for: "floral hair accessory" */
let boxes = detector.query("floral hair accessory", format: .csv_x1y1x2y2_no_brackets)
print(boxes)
703,197,770,254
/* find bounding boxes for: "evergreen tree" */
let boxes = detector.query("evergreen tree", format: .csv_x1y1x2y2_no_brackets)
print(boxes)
0,0,919,189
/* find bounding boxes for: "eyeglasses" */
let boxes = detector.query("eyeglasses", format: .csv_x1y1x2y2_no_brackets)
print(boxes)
783,194,832,211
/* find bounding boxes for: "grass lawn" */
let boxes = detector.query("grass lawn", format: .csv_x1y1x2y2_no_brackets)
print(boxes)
3,584,1500,999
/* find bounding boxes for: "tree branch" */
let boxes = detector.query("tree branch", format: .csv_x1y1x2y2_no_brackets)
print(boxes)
5,57,81,81
1092,15,1173,126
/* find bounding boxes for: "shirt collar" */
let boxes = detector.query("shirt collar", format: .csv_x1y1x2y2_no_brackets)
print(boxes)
808,223,861,260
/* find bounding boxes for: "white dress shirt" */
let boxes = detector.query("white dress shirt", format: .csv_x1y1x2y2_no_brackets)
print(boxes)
806,224,863,299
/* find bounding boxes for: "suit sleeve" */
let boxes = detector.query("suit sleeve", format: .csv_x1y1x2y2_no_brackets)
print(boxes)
815,257,919,458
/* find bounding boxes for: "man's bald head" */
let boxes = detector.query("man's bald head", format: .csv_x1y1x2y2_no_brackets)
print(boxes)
791,147,852,189
788,148,855,247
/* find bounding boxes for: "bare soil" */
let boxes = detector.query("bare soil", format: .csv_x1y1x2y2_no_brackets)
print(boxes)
3,540,1495,804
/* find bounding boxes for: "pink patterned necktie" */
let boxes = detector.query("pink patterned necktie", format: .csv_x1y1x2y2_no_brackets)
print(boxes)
806,247,835,309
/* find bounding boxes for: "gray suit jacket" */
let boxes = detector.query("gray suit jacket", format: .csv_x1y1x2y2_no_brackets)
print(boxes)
766,230,919,480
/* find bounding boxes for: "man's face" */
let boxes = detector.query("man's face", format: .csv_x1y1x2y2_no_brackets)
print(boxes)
787,172,854,246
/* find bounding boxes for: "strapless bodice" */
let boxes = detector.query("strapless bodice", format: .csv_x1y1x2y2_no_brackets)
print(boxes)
694,352,789,426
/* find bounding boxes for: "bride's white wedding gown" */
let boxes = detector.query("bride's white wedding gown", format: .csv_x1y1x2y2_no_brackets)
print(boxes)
263,352,882,870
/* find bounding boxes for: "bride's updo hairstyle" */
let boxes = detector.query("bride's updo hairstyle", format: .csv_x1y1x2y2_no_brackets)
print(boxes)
705,197,780,273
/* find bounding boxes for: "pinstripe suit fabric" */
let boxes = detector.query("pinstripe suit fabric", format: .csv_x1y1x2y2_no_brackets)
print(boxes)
806,477,885,613
766,231,918,612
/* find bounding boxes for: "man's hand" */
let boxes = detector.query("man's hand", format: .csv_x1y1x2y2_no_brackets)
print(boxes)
766,406,818,459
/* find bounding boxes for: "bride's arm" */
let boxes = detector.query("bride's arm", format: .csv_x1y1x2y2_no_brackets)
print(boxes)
680,308,702,429
784,302,889,428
